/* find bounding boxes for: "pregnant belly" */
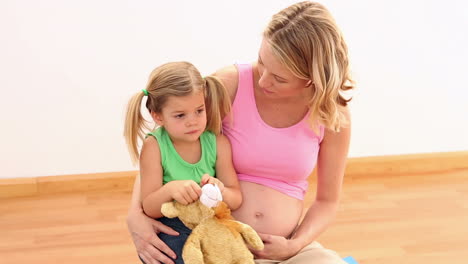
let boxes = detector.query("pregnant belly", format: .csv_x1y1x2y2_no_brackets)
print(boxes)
231,181,304,238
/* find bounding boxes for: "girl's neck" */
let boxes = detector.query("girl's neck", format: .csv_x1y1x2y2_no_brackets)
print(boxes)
172,138,200,149
170,136,202,165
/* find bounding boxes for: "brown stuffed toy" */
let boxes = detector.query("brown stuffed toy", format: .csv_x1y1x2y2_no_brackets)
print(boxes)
161,185,264,264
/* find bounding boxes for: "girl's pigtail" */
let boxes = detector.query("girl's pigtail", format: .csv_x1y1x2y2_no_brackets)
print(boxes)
123,91,150,165
203,76,231,135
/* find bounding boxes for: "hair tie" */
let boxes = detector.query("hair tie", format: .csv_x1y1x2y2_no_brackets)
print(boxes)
142,89,149,96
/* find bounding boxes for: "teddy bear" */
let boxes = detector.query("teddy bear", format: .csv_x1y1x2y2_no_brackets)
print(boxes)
161,184,264,264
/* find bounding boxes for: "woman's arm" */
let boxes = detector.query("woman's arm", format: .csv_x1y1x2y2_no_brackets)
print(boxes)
289,110,351,251
128,173,144,215
127,175,178,264
214,134,242,210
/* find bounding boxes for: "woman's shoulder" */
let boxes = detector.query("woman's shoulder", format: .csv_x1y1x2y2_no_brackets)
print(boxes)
202,131,230,151
211,65,239,102
215,133,232,156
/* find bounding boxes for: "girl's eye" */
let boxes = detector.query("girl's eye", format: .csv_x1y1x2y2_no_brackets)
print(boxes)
197,109,205,114
175,114,185,119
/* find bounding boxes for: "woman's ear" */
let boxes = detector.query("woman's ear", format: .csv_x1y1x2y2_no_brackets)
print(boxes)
151,111,164,126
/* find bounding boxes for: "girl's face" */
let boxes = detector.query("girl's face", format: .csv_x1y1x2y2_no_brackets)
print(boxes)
257,38,311,99
152,90,207,143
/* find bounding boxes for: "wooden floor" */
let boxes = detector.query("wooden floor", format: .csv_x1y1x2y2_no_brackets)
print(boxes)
1,168,468,264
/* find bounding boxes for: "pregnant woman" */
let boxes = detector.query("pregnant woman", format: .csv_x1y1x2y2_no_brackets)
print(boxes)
127,2,353,263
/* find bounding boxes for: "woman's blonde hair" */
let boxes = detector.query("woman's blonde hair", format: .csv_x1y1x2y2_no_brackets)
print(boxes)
124,61,231,164
264,1,354,132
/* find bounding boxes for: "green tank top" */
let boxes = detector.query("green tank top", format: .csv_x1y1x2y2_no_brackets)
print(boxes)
147,127,217,184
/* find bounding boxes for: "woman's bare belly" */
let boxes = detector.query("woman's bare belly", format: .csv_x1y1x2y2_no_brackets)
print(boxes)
232,181,304,238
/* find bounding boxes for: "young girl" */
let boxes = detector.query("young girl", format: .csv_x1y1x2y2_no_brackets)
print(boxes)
124,61,242,264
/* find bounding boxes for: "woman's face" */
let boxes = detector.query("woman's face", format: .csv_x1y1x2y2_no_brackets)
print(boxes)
257,38,311,99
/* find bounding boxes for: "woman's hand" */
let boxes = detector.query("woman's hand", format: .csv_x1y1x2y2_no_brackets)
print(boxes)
127,209,179,264
168,180,202,205
250,233,302,260
200,174,225,193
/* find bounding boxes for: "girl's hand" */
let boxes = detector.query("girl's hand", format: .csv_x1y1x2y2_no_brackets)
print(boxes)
168,180,202,205
200,174,225,193
250,233,301,260
127,209,178,264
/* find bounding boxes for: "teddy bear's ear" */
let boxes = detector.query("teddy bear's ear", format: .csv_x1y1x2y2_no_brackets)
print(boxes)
161,202,179,218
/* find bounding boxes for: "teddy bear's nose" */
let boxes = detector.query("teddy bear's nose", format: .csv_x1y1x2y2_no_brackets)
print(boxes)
200,184,223,208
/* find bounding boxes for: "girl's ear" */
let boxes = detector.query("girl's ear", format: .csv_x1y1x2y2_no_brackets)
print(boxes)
151,111,164,126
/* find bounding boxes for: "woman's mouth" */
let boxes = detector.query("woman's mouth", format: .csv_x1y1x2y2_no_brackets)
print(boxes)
262,87,274,94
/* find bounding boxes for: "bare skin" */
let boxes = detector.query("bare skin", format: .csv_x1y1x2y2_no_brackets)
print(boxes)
127,39,350,262
213,40,350,259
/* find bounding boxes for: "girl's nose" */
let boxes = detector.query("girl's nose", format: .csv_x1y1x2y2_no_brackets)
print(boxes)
186,115,197,126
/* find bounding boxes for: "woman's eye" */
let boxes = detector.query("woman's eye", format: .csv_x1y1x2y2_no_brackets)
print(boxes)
197,109,205,114
274,76,286,83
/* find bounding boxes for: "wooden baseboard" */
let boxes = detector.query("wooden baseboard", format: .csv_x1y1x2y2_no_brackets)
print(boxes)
345,151,468,178
1,151,467,199
0,171,138,199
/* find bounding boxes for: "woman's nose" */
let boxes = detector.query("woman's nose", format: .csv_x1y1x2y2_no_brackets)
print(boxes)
258,72,272,88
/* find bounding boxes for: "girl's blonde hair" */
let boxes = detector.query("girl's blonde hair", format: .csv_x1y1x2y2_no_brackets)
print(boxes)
264,1,354,132
124,61,231,164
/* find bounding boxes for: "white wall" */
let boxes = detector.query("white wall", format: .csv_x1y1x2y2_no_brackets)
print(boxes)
1,0,467,179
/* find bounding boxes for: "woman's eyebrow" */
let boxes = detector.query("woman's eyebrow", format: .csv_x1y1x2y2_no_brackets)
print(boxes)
258,54,288,81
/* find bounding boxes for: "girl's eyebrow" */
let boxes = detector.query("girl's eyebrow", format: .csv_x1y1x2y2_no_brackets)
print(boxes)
170,104,204,114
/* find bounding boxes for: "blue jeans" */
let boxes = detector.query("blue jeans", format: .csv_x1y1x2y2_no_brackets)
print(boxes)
139,217,192,264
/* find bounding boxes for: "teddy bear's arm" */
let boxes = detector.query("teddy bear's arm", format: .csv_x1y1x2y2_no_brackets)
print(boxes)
235,221,265,250
182,229,204,264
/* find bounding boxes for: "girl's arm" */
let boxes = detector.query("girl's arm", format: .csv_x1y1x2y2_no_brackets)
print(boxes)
140,136,170,218
140,137,201,218
214,134,242,210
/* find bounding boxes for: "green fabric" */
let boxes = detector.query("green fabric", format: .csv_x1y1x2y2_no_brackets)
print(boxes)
147,127,216,184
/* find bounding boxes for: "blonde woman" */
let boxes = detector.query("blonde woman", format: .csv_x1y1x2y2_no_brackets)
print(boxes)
127,2,353,263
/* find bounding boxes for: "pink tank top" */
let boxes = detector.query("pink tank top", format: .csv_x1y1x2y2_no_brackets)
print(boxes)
222,64,324,200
